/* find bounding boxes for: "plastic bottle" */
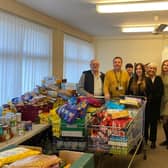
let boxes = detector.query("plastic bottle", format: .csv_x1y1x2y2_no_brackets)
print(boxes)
61,79,67,89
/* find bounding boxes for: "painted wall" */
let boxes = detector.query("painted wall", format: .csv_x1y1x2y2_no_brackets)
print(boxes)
94,36,168,74
2,0,168,76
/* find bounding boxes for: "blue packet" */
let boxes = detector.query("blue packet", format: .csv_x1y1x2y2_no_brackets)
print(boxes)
105,101,125,110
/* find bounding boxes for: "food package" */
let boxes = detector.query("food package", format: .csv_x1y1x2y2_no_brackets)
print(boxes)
0,147,41,167
109,110,129,119
78,96,104,107
7,154,61,168
119,98,140,107
86,106,98,113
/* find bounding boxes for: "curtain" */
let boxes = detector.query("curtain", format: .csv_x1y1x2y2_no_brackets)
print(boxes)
0,11,52,105
64,34,94,83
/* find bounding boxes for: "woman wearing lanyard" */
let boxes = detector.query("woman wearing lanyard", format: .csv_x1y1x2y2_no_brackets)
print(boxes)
104,56,130,100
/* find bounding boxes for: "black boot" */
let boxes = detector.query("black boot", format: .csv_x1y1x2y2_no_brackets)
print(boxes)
151,141,156,149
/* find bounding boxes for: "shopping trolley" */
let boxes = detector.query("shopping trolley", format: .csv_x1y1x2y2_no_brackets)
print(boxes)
87,96,147,168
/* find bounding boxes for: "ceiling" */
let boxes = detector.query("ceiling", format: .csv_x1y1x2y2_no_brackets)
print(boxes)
16,0,168,37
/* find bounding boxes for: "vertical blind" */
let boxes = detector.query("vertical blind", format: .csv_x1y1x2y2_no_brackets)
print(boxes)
63,34,94,83
0,11,52,105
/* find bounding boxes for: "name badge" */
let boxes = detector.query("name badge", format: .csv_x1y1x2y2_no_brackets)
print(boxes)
118,86,123,91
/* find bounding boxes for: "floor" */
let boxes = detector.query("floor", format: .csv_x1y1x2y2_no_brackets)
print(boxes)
95,121,168,168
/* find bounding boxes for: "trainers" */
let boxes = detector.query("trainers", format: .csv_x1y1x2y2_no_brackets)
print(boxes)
160,141,168,146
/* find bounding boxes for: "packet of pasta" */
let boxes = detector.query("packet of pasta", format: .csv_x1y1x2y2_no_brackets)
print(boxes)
0,147,41,167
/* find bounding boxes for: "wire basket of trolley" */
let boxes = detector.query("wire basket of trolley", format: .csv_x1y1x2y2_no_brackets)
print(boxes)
87,96,147,167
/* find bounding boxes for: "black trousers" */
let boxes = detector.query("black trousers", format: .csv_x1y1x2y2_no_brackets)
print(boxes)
144,118,158,142
162,116,168,142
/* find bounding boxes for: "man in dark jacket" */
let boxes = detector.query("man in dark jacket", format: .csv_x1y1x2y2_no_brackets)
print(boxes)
77,59,105,97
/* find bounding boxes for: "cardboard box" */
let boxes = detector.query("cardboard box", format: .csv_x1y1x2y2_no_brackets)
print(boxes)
59,150,94,168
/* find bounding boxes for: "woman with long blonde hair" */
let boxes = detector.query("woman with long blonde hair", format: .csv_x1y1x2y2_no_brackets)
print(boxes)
160,60,168,149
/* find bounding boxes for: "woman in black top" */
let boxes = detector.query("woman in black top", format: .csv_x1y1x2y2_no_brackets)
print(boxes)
145,63,163,148
127,63,163,148
127,63,151,97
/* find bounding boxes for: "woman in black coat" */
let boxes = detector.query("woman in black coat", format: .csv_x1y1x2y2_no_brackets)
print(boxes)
145,63,164,148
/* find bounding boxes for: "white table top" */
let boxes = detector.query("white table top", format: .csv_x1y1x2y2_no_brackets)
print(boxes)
0,124,50,151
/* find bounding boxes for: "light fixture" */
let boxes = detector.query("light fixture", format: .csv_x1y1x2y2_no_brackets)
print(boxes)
96,1,168,13
122,25,168,33
164,26,168,32
122,26,155,33
154,24,167,33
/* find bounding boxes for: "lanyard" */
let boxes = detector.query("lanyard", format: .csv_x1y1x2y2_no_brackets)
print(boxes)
114,70,122,86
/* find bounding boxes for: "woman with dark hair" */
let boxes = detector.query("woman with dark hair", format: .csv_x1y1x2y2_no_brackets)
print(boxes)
126,63,150,96
126,63,155,147
127,62,163,148
125,63,134,77
126,63,151,153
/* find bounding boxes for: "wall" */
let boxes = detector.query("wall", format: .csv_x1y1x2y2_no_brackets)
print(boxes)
94,35,168,74
0,0,93,79
2,0,168,77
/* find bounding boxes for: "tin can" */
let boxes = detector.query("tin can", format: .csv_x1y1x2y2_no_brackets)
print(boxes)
11,126,17,136
16,113,22,122
5,116,11,126
10,115,17,127
24,121,32,131
3,124,11,140
17,123,25,136
0,116,5,125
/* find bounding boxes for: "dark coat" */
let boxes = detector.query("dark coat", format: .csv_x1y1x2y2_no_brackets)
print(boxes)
145,76,164,121
126,76,152,97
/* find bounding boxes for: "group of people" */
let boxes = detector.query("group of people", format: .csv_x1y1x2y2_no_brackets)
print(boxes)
77,57,168,149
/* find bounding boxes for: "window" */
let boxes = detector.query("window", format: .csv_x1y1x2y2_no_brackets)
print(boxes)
63,34,94,83
0,11,52,105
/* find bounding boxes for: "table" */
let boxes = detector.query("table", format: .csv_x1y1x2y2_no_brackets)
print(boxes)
0,124,49,151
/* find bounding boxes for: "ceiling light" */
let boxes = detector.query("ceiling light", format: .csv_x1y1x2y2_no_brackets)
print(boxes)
122,26,155,33
164,26,168,32
96,1,168,13
154,24,167,33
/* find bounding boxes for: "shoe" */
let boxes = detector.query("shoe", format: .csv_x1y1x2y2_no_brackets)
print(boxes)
160,140,168,146
145,140,148,145
151,142,156,149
